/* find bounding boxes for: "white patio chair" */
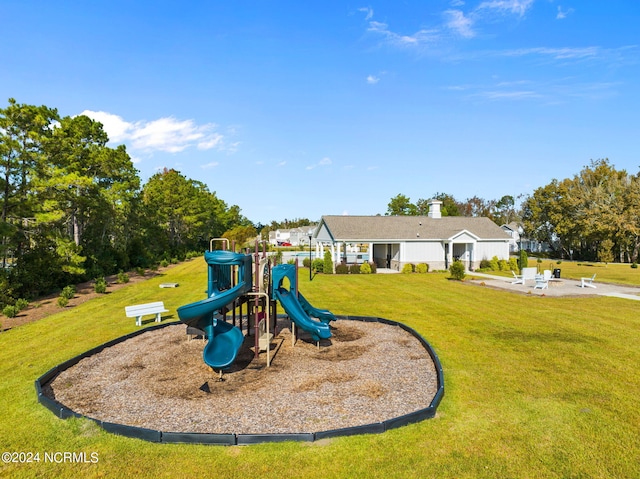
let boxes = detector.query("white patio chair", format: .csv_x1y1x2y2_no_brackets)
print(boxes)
511,271,523,284
580,274,597,288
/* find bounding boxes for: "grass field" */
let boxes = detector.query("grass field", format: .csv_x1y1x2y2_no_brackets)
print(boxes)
1,258,639,478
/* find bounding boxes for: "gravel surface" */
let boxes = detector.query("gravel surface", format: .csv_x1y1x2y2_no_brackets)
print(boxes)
46,319,439,435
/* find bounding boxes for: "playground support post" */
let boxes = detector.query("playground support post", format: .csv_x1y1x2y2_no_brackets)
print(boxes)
245,292,272,367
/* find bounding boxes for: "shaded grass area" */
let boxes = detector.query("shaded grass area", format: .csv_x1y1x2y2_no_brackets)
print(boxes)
1,261,639,478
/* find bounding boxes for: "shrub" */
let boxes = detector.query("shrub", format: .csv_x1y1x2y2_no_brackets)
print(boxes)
415,263,429,274
632,262,638,269
479,258,491,269
2,305,19,318
518,250,528,272
335,264,349,274
287,259,296,265
508,257,518,271
61,285,76,300
323,251,333,275
312,258,324,273
489,256,499,271
360,262,372,274
302,258,311,269
349,264,361,274
117,271,130,284
402,263,414,274
498,259,509,271
57,296,69,308
15,298,29,311
368,261,377,274
160,259,169,268
136,267,146,276
449,260,466,280
94,277,108,294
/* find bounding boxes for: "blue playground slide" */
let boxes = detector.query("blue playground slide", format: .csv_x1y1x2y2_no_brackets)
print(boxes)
273,287,332,342
177,285,246,369
297,291,336,324
177,250,252,370
271,263,333,342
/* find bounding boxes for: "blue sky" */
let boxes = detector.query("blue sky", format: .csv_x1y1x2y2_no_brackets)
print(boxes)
2,1,639,224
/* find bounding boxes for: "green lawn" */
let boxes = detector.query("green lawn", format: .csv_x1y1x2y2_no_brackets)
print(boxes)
1,259,639,478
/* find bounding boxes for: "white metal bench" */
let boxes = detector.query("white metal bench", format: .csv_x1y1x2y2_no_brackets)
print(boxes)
125,301,168,326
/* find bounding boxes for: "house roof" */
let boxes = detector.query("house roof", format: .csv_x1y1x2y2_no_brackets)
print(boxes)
317,215,511,242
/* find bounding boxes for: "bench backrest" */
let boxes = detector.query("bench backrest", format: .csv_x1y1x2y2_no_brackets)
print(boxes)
125,301,165,316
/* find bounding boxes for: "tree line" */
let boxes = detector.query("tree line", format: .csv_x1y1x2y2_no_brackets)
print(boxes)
0,99,250,302
385,192,520,226
522,159,640,263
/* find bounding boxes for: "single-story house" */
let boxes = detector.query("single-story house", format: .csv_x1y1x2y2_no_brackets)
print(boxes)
314,200,511,272
268,225,317,247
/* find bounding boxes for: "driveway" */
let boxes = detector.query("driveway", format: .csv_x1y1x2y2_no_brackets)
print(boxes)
469,272,640,301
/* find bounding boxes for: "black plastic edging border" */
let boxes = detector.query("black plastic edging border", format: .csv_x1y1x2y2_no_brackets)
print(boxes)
36,316,444,445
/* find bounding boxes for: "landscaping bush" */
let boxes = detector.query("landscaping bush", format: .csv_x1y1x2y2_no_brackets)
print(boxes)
335,264,349,274
360,262,372,274
415,263,429,274
498,259,509,271
302,257,311,269
367,261,377,274
287,259,296,265
449,260,466,280
402,263,414,274
160,259,169,268
508,257,519,271
489,256,499,271
349,264,361,274
57,296,69,308
15,298,29,311
94,277,108,294
479,258,491,269
312,258,324,273
116,271,130,284
60,285,76,300
136,267,146,276
632,262,638,269
518,250,528,272
323,250,333,274
2,305,19,318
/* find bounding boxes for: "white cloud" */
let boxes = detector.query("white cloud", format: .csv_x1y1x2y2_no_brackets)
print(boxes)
80,110,230,155
477,0,534,17
367,20,439,48
358,6,374,21
502,46,600,60
444,9,475,38
306,157,332,170
556,6,574,20
367,75,380,84
277,161,287,167
201,161,219,169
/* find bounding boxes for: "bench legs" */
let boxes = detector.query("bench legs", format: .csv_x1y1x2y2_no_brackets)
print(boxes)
135,314,163,326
